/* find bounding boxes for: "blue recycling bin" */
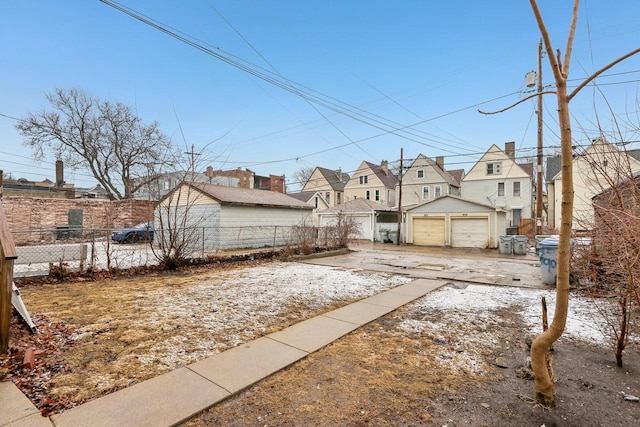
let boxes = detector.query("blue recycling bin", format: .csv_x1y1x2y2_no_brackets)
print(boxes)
537,238,559,285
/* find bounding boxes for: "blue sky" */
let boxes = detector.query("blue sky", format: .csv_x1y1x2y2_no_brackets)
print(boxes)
1,1,639,191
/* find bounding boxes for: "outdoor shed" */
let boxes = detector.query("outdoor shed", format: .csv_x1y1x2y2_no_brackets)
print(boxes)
405,195,506,248
317,198,396,241
156,182,313,250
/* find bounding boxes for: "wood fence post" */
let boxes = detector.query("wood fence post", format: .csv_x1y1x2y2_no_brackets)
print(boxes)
0,202,18,354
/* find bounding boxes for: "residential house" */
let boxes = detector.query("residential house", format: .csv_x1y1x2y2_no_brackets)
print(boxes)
287,190,331,225
156,183,312,250
545,138,640,230
405,195,507,248
397,154,464,209
344,160,397,207
206,167,254,189
254,174,285,193
461,142,534,227
301,167,350,207
316,198,396,241
133,170,240,200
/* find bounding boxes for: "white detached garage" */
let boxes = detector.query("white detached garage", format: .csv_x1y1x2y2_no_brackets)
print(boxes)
406,195,506,249
156,182,313,250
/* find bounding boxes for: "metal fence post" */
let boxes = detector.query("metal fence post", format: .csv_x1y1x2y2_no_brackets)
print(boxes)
273,226,277,252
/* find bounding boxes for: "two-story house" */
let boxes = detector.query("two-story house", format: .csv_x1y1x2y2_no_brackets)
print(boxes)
545,138,640,230
461,142,534,227
397,154,464,209
344,160,398,207
301,167,350,207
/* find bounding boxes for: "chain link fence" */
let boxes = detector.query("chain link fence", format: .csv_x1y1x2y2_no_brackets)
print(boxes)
11,224,347,278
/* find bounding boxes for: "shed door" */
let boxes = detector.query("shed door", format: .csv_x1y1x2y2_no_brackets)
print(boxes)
451,217,489,248
412,217,445,246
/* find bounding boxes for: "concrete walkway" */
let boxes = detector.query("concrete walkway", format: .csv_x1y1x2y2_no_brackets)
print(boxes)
1,278,446,427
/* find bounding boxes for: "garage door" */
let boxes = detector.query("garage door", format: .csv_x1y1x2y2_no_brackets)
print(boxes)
320,214,373,241
412,217,445,246
352,215,373,241
451,217,489,248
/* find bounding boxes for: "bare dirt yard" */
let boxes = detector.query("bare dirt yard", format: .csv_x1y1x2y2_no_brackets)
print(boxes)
2,246,639,426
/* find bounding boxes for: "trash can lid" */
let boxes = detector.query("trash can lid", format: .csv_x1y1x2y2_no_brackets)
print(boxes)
537,237,559,248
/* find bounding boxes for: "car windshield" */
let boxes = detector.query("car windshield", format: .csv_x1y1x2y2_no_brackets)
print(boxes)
133,222,151,229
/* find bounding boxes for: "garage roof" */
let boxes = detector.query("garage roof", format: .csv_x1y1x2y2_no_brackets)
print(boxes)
187,183,312,209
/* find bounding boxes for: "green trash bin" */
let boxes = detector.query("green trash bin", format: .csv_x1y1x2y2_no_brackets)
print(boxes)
537,238,559,285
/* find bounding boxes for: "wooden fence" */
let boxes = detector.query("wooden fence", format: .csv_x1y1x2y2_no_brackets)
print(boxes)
518,218,536,237
0,201,18,353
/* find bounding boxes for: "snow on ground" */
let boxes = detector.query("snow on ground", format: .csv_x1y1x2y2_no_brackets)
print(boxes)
402,283,621,346
104,263,413,368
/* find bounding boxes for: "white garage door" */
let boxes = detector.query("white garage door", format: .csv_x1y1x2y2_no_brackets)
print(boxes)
352,215,373,241
412,217,445,246
320,214,373,241
451,217,489,248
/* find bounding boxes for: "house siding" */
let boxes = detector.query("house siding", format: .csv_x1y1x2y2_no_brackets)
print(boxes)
549,140,640,229
461,144,533,226
344,162,396,206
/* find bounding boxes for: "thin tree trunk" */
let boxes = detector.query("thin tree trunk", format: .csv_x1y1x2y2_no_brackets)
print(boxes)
530,79,574,406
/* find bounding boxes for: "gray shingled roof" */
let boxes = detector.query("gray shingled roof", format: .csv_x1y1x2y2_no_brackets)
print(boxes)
364,161,398,189
317,167,350,191
190,183,312,209
545,148,640,182
286,191,317,203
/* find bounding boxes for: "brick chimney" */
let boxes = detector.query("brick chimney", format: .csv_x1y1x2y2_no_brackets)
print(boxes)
381,160,389,175
505,141,515,160
435,156,444,170
55,159,64,187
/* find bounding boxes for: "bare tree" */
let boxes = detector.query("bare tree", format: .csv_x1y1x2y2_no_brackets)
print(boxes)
571,140,640,367
16,88,175,199
527,0,640,406
292,167,315,189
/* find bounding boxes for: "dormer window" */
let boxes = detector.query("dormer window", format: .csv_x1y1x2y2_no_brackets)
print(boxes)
417,170,424,179
487,162,502,175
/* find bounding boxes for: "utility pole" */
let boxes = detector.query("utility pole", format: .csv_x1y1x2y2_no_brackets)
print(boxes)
184,144,200,181
396,148,403,245
536,39,544,236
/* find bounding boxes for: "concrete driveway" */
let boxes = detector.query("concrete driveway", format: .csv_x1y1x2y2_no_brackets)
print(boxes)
303,241,547,289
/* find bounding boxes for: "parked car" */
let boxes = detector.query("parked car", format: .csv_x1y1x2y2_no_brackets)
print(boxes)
111,222,154,244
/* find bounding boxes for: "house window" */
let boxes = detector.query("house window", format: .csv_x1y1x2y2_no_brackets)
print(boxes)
163,180,170,190
375,189,380,201
417,170,424,179
422,186,430,200
513,181,521,197
487,162,502,175
497,182,505,197
314,197,318,209
359,175,368,184
337,193,341,204
434,185,441,198
325,192,330,204
365,190,371,200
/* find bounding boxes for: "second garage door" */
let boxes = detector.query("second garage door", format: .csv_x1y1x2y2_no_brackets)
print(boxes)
451,217,489,248
412,217,445,246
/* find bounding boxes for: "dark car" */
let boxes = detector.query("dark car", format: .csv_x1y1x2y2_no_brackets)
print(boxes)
111,222,154,244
